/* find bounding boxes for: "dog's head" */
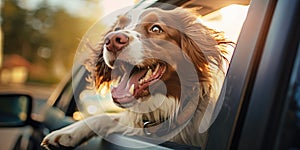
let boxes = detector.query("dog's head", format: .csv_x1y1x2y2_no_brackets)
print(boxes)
86,8,229,112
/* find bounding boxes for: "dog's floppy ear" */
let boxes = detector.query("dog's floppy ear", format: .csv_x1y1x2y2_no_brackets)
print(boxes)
179,18,231,79
177,9,235,133
85,40,112,93
180,29,225,84
180,33,211,81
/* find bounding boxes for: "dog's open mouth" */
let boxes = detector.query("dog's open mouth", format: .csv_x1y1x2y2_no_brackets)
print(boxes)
111,60,166,108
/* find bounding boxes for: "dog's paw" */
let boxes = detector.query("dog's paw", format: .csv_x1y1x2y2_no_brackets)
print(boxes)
41,131,79,150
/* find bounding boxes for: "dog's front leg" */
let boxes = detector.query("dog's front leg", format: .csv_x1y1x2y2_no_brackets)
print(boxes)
41,113,121,150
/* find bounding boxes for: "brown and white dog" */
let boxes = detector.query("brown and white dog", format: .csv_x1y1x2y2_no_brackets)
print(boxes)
41,7,233,149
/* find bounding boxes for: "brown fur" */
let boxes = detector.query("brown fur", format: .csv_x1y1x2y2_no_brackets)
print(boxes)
42,7,234,149
85,8,233,147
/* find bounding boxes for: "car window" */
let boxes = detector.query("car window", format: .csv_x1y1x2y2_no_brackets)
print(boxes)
206,0,300,149
68,4,249,147
49,66,85,117
76,89,124,118
73,1,251,133
277,44,300,149
1,1,257,149
206,0,277,148
54,81,73,112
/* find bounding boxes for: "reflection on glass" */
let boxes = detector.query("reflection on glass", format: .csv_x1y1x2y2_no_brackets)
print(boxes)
76,89,124,119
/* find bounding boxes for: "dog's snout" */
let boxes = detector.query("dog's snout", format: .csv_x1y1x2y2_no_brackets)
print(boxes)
105,32,129,52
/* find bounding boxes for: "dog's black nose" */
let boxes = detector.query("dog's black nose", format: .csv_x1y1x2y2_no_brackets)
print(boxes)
105,32,129,52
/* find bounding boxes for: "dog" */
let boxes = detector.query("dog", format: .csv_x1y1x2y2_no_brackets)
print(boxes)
41,7,233,149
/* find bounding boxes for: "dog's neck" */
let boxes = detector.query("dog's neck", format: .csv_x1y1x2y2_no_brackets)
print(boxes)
141,89,202,136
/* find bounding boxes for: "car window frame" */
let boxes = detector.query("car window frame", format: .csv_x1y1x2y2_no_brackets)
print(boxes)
60,65,87,117
206,0,300,149
42,66,87,131
67,65,90,117
46,65,86,115
206,0,276,149
277,44,300,149
235,0,300,149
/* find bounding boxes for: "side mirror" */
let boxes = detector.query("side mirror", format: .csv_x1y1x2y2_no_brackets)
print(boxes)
0,93,32,127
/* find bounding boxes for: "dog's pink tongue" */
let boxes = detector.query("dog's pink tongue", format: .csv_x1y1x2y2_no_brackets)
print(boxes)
111,69,147,103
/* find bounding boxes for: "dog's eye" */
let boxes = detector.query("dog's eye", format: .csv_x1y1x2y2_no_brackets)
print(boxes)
114,27,121,31
150,25,163,33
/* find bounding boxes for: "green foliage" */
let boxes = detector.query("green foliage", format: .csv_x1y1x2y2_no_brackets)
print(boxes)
2,0,100,85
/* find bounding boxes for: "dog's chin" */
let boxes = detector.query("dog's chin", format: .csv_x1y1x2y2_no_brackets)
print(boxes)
110,60,166,108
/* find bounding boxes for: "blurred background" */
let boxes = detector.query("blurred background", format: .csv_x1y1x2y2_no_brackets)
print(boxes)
0,0,248,114
0,0,137,104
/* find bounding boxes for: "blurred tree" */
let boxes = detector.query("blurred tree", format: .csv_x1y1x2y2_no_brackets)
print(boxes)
45,9,94,78
2,0,99,84
2,0,38,60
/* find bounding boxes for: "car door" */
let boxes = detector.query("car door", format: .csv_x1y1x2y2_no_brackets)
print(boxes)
206,0,300,149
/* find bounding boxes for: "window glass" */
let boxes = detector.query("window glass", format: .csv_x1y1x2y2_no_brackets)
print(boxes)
278,44,300,149
55,81,73,113
77,89,124,119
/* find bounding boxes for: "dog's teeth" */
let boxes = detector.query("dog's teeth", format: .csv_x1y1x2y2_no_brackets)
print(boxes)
139,79,143,84
144,69,152,81
129,84,135,95
148,68,153,76
138,67,155,84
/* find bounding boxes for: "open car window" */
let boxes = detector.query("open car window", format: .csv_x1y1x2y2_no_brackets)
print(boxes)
71,1,252,149
3,0,299,150
74,1,250,121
